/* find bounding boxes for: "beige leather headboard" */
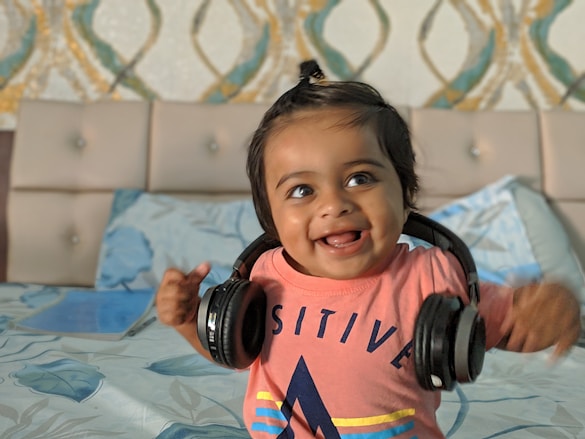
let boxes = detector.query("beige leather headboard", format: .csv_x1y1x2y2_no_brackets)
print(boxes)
8,100,150,285
411,109,585,270
7,99,585,286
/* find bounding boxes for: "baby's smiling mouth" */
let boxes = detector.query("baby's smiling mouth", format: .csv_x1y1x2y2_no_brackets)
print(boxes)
322,231,362,248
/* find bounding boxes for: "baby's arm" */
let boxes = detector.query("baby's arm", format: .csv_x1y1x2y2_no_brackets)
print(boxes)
156,262,215,363
498,282,581,358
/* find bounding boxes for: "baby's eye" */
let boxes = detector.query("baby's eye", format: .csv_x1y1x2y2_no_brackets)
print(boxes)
347,172,374,188
289,185,314,199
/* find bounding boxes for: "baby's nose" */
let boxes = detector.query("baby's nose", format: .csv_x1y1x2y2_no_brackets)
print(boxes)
319,189,354,217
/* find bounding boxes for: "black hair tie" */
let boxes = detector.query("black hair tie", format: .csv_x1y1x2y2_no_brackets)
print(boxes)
299,59,325,85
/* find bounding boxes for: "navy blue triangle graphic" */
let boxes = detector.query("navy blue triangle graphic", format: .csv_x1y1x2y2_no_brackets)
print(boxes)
276,356,341,439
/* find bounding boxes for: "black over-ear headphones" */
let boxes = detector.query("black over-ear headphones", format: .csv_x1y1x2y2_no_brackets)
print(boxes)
404,213,485,391
198,212,486,391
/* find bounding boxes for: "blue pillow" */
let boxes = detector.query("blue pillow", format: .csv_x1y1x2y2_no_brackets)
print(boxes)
95,190,263,292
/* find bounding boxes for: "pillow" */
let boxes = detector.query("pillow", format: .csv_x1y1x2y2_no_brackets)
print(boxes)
95,190,263,293
98,180,585,303
427,176,585,302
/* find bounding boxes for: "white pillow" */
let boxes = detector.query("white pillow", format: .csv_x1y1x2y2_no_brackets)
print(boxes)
428,176,585,302
98,179,585,304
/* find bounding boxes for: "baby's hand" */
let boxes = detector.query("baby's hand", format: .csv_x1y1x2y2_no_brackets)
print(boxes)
156,262,211,328
501,283,581,359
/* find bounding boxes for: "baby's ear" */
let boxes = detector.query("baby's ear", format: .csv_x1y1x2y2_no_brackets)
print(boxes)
402,208,411,225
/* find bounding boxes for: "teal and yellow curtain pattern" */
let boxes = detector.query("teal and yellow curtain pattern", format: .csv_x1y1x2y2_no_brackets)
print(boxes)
1,0,584,129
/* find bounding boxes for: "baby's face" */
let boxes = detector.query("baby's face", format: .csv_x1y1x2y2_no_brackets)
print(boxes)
264,108,409,279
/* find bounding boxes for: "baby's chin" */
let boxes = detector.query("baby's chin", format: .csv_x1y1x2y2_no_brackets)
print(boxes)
287,256,387,280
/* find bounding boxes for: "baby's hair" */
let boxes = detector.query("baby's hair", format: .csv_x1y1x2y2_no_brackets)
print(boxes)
247,60,419,239
298,59,325,84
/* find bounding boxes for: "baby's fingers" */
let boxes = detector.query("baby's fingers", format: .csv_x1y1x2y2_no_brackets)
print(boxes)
502,323,529,352
182,262,212,287
551,324,581,360
177,262,211,323
156,263,211,326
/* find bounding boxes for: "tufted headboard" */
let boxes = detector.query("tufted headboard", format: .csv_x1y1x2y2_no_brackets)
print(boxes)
4,99,585,287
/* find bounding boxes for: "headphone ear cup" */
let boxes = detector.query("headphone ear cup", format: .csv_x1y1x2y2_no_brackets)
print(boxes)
198,279,266,369
414,294,456,390
218,280,266,369
454,307,486,383
198,280,246,366
416,294,475,391
415,294,487,391
198,284,218,352
414,294,435,390
196,234,276,368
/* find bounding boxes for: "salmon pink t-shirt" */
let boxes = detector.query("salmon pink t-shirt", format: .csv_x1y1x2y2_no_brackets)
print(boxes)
244,243,512,438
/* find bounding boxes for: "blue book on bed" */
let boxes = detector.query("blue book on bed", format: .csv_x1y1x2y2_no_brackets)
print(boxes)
12,288,156,340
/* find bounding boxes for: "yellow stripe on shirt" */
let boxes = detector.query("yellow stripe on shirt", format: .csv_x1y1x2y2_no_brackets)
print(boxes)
257,391,283,409
257,391,414,427
332,408,415,427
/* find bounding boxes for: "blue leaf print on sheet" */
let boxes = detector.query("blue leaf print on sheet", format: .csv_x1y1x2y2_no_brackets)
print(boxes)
0,315,11,332
157,422,250,438
444,385,469,438
12,358,104,402
98,226,153,288
147,354,233,377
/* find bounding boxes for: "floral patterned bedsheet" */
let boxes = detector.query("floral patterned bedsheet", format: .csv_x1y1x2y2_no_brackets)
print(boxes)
1,283,584,438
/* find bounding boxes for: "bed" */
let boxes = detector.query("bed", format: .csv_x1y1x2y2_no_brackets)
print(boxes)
1,99,584,438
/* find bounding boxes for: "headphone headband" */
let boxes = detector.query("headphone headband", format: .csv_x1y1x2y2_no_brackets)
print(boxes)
403,212,480,304
231,212,479,304
231,235,280,279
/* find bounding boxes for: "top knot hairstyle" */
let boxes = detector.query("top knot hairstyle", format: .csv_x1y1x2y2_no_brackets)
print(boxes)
298,59,326,85
246,59,419,239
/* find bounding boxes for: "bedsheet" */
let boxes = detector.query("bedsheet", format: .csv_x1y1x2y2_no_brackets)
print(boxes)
1,283,584,438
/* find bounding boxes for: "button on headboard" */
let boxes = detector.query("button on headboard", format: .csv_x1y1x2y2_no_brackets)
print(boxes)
8,99,151,285
149,102,269,193
411,109,542,200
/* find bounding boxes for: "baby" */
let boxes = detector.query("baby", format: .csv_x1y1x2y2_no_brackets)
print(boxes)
156,60,581,438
